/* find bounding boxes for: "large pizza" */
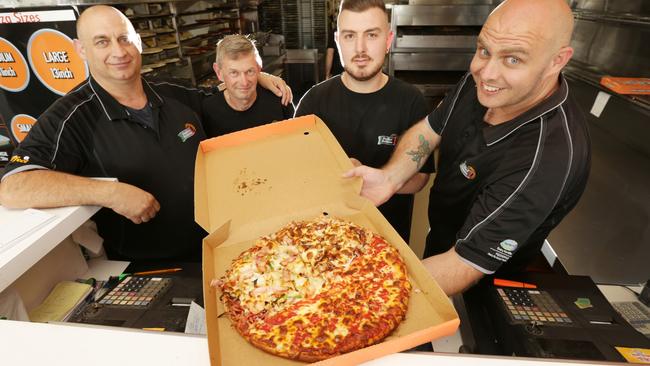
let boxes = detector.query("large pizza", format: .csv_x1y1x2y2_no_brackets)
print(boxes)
214,216,411,362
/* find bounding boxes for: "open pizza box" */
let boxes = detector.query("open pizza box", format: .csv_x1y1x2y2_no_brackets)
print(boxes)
195,115,459,366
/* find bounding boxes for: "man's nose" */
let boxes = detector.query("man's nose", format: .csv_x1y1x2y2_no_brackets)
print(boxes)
239,73,250,86
354,35,366,54
479,57,499,82
110,40,128,57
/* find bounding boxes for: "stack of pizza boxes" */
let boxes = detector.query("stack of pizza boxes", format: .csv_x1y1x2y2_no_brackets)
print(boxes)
194,115,459,365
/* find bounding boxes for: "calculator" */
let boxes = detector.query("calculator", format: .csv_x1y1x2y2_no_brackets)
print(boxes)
98,276,172,308
496,287,574,325
613,301,650,337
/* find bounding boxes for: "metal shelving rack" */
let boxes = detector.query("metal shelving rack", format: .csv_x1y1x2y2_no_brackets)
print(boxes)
258,0,326,50
2,0,244,86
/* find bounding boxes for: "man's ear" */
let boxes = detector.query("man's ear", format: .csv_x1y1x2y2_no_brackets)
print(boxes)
73,39,87,61
213,63,224,82
386,30,395,54
549,46,574,75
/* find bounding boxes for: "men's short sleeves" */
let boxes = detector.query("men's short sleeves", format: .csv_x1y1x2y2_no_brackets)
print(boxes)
427,73,473,136
2,77,211,262
454,121,573,273
3,91,95,179
425,73,591,275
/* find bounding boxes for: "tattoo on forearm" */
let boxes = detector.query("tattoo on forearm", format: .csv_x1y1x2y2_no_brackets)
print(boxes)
406,135,431,168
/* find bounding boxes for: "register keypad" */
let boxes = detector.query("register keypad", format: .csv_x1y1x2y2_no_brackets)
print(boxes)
99,276,172,308
497,288,573,325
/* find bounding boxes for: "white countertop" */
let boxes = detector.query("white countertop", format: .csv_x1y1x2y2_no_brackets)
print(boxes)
0,320,610,366
0,204,100,292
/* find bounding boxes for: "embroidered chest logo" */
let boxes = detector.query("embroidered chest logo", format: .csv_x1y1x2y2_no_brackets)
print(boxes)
177,123,197,142
377,134,398,146
459,161,477,180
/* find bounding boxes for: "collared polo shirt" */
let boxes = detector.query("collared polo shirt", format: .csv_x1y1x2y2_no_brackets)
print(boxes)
425,73,591,274
295,75,433,242
2,77,208,261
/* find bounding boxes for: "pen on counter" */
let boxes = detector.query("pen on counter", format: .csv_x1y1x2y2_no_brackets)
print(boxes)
494,278,537,289
132,267,183,276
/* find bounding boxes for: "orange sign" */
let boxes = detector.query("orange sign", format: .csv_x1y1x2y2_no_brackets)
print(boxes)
0,36,30,92
10,114,36,142
27,28,88,95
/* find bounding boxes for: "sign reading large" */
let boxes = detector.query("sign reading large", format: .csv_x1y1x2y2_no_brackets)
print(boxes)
27,28,88,96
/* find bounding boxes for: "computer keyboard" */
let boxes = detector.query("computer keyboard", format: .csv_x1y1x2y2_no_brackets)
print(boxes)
613,301,650,337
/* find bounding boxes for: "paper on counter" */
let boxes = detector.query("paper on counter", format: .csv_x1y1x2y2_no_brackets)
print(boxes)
72,220,104,256
184,301,207,335
28,281,92,322
82,258,130,282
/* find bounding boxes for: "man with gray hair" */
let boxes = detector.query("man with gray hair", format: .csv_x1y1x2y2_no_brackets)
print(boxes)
0,6,292,262
202,35,294,137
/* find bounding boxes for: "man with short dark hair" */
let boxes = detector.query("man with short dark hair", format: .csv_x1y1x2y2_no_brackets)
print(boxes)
295,0,432,243
202,34,293,137
345,0,591,295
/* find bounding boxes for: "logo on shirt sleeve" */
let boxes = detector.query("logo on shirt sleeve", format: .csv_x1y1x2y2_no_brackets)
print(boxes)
10,154,30,164
499,239,518,252
459,161,477,180
177,123,197,142
487,239,518,263
377,134,398,146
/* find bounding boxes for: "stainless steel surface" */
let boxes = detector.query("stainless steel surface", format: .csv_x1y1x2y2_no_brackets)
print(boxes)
568,0,650,79
396,35,476,49
571,19,650,78
569,0,650,15
258,0,326,50
408,0,499,4
392,4,494,26
390,52,474,71
547,76,650,285
389,2,494,83
565,62,650,112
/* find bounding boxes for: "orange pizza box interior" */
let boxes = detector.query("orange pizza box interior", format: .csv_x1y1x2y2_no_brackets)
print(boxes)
195,115,460,366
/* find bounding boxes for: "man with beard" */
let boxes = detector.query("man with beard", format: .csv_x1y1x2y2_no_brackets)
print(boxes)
295,0,432,244
344,0,591,296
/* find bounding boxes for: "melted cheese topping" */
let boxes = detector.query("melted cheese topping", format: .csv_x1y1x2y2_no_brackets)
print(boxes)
218,217,411,361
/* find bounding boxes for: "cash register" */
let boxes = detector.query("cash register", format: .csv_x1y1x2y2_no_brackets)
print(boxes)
482,273,650,362
69,263,203,332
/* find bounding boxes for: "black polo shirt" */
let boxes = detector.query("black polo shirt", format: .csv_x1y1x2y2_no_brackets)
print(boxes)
295,75,433,242
425,73,591,275
2,77,209,261
202,85,294,137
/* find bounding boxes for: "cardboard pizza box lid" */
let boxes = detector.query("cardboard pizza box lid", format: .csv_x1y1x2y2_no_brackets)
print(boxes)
195,115,362,234
195,115,459,366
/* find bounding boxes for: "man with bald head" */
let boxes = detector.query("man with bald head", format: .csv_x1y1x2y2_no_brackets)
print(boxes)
345,0,591,295
0,5,290,262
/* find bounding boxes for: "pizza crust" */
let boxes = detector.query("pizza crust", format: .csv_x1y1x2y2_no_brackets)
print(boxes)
217,217,411,362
